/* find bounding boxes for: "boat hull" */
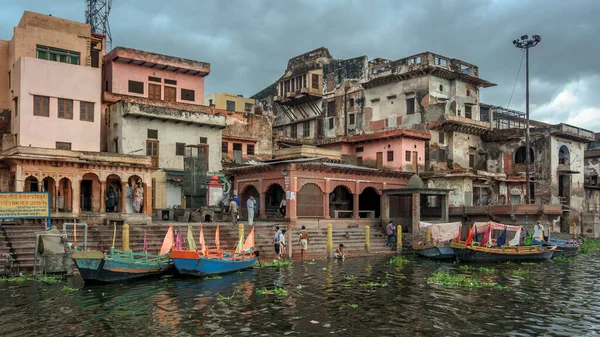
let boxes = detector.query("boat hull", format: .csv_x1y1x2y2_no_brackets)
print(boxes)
73,251,172,284
454,246,555,263
414,246,455,260
552,246,579,259
171,250,256,276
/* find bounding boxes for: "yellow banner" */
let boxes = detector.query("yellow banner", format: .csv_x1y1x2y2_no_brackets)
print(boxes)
0,192,50,219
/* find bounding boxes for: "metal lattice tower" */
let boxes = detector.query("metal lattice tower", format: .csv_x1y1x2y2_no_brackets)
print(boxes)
85,0,112,50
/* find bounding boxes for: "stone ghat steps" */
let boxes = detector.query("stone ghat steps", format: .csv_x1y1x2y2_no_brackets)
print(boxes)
0,224,391,271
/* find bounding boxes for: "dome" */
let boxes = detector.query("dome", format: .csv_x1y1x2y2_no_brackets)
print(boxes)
405,174,424,189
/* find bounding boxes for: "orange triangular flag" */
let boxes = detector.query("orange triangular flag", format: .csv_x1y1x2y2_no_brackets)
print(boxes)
243,226,255,252
159,225,174,255
199,223,207,255
215,225,220,249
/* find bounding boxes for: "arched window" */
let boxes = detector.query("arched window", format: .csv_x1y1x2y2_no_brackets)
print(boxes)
514,146,534,164
558,145,570,165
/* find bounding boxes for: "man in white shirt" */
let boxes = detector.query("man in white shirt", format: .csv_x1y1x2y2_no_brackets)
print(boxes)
279,229,287,259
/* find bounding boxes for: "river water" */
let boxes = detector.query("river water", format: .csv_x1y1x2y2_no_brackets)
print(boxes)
1,254,600,337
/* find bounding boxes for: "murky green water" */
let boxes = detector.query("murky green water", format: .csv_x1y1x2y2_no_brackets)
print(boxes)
1,254,600,337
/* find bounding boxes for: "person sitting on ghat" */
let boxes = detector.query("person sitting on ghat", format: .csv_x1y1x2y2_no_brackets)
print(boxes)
334,244,345,259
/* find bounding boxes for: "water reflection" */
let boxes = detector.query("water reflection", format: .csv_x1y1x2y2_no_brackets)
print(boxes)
1,255,600,336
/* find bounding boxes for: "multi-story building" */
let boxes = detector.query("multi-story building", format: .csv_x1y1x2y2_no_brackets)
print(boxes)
204,92,255,114
0,11,153,224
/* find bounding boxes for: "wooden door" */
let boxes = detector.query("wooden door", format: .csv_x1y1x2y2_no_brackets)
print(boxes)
148,84,161,100
376,152,383,169
412,151,418,172
233,143,242,163
146,140,159,167
164,86,176,102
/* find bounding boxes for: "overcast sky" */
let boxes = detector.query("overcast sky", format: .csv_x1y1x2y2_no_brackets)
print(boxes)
2,0,598,131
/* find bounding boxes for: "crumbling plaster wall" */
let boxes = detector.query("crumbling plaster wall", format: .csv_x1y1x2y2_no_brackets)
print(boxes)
363,77,428,126
550,136,586,213
584,156,600,183
222,112,273,158
448,132,484,169
427,130,449,171
427,178,471,207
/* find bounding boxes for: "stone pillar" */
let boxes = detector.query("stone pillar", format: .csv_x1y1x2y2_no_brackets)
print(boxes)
121,181,127,214
411,192,420,235
72,177,81,215
15,165,23,192
323,192,330,219
100,181,106,213
54,184,59,212
288,169,297,220
259,192,266,219
381,193,390,229
441,194,449,222
352,193,359,219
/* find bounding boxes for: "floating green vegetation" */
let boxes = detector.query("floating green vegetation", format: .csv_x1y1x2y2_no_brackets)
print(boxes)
552,257,576,263
426,272,505,290
61,286,78,293
296,284,304,290
343,275,357,281
204,275,223,280
305,261,316,265
256,260,293,268
521,262,536,265
459,265,475,272
340,304,358,309
478,267,495,273
580,239,600,255
388,256,408,266
0,275,62,284
256,287,289,297
360,281,388,288
511,269,531,277
217,291,237,302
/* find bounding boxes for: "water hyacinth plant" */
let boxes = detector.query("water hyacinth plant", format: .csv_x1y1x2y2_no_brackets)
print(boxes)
579,239,600,255
256,260,293,268
427,271,505,290
388,256,408,266
61,286,79,292
511,269,531,277
217,291,237,301
340,304,359,309
204,275,223,280
360,281,388,288
343,275,357,281
459,265,475,272
0,275,63,284
478,267,495,273
256,287,289,296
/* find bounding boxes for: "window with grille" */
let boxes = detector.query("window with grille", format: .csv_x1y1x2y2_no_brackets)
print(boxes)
34,96,49,117
328,118,334,130
328,100,336,114
245,103,253,112
465,105,472,119
147,129,158,139
222,141,228,153
58,99,73,119
312,74,319,89
148,76,161,83
387,151,394,161
36,45,80,65
405,151,411,161
200,137,207,144
226,100,236,111
439,132,445,144
356,147,364,153
247,144,255,155
176,142,186,156
406,98,415,115
349,114,355,125
181,89,195,101
165,79,177,85
303,121,310,137
56,142,71,150
80,102,94,122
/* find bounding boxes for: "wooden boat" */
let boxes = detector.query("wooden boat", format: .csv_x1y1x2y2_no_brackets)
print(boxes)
548,238,579,258
412,222,462,260
452,221,556,263
72,224,174,284
170,224,257,277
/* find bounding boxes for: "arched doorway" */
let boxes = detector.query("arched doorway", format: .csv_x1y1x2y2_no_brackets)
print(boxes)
329,185,353,218
514,146,534,164
297,183,323,217
359,187,380,218
81,173,100,212
58,177,72,212
24,176,39,192
106,174,122,213
241,185,259,219
126,175,144,214
559,145,570,165
42,177,56,211
265,184,285,217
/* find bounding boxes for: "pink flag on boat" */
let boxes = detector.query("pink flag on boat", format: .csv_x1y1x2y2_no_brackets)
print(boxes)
243,226,255,252
159,225,174,256
143,230,147,253
480,226,492,246
175,230,183,250
215,225,220,249
199,224,207,255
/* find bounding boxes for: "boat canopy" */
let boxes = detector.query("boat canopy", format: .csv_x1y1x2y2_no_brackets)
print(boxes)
419,222,462,243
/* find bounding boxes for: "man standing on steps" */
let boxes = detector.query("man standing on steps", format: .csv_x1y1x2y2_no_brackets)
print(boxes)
273,226,281,259
247,196,256,226
229,198,238,226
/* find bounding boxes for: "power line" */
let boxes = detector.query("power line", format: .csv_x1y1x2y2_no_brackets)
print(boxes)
507,49,525,109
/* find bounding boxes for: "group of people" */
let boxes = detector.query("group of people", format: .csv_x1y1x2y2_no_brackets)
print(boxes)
228,194,257,226
273,225,311,261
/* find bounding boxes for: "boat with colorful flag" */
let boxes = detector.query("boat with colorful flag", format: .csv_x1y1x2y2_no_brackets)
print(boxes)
451,221,556,263
170,224,257,277
411,222,462,260
549,238,579,258
72,224,174,284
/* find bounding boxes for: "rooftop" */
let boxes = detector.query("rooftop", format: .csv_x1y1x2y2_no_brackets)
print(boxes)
105,47,210,77
0,146,152,167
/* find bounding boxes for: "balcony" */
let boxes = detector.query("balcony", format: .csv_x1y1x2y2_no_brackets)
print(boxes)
426,115,490,136
512,163,536,174
274,87,322,106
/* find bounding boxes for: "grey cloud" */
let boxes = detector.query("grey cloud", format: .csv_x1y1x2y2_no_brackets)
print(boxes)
1,0,598,130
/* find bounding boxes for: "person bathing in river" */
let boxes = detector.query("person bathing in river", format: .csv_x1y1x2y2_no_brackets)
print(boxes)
334,244,345,259
298,226,309,261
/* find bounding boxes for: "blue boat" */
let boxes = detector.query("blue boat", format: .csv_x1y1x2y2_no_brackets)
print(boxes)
412,222,462,260
548,238,579,258
170,225,257,277
413,244,455,260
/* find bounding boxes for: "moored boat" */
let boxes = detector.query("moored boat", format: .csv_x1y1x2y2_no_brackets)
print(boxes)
452,221,556,263
171,224,257,277
72,224,174,284
412,222,462,260
548,238,579,259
